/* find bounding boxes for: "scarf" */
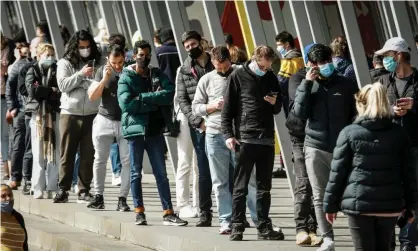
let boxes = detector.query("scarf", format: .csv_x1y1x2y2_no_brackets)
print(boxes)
35,66,56,165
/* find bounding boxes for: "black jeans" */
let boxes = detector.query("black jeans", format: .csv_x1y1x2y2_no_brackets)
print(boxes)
23,115,32,181
348,214,397,251
11,112,32,182
232,143,274,229
291,135,317,233
189,127,212,213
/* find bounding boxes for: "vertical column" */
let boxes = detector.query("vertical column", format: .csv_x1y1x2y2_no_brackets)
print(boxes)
234,0,255,56
389,0,418,67
0,1,12,38
315,2,332,43
121,1,137,46
337,1,371,87
42,1,65,59
381,1,397,38
178,1,191,31
288,0,314,60
165,0,188,63
33,1,46,22
98,0,118,36
54,1,74,35
242,0,296,196
17,1,36,41
68,1,88,31
304,1,327,44
147,1,163,31
376,1,390,41
202,0,224,46
268,0,286,34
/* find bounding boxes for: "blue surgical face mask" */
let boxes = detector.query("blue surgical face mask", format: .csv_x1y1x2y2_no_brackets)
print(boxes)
250,60,266,77
383,56,398,72
1,200,14,213
319,63,335,78
277,46,286,57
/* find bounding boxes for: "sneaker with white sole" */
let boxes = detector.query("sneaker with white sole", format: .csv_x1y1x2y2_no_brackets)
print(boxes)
316,237,335,251
179,205,198,218
112,175,121,186
33,190,43,199
163,213,188,226
219,223,232,235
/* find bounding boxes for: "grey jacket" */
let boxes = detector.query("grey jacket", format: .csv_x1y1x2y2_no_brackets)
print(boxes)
57,58,102,116
192,66,239,134
5,58,32,112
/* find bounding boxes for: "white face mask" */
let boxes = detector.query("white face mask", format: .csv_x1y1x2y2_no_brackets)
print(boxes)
79,48,91,58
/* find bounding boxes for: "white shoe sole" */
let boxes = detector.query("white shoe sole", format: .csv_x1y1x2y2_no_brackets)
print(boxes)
77,200,91,204
163,221,188,226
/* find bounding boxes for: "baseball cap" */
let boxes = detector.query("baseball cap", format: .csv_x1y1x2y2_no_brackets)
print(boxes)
375,37,410,55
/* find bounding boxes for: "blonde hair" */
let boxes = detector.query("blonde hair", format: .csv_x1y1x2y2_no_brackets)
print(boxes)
355,82,392,119
36,43,55,56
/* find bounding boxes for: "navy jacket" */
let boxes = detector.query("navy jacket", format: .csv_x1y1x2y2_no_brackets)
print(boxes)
156,42,181,84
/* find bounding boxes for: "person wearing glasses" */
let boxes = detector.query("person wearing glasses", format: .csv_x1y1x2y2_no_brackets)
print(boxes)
118,40,187,226
221,45,284,241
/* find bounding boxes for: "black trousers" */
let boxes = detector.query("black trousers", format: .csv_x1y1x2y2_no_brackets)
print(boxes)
291,135,317,233
231,143,274,229
11,112,32,182
348,214,397,251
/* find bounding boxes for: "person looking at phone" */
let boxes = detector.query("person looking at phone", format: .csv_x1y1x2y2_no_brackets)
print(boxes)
290,43,358,251
377,37,418,251
221,45,283,241
53,30,103,204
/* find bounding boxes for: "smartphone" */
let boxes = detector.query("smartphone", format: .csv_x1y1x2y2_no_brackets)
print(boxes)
87,59,95,67
268,91,279,97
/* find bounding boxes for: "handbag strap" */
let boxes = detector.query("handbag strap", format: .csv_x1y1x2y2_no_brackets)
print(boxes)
173,107,181,120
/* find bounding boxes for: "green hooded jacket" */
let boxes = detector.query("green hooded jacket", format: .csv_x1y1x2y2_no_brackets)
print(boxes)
117,64,174,138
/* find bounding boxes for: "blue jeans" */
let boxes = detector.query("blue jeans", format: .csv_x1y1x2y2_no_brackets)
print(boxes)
205,133,257,225
128,135,173,211
189,127,212,213
1,98,9,162
72,151,80,186
110,143,121,176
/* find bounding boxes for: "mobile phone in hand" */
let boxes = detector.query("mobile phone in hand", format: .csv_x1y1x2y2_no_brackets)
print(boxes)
87,59,95,67
267,91,279,97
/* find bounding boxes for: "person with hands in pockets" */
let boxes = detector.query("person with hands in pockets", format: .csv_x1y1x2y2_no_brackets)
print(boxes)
221,45,284,242
53,30,104,204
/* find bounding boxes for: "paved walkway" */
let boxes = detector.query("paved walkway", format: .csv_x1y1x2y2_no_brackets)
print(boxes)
10,156,357,251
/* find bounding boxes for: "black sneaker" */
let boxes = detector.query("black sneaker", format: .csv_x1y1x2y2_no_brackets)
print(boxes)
135,212,147,225
230,225,244,241
196,211,212,227
401,244,416,251
163,213,188,226
243,220,250,228
258,223,285,240
116,197,130,212
87,194,105,209
52,190,69,203
22,180,31,195
77,191,94,204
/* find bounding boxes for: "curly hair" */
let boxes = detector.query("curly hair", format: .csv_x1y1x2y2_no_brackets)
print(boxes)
251,45,276,62
330,36,350,58
210,45,230,62
63,30,101,67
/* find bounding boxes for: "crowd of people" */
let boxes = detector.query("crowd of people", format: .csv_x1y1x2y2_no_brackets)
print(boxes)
0,18,417,251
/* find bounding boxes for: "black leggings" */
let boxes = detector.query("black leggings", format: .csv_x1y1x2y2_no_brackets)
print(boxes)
348,214,398,251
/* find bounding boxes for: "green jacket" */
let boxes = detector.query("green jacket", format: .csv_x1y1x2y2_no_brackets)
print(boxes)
117,64,174,138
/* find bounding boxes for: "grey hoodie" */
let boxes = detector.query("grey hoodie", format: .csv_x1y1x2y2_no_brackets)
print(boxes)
57,58,103,116
192,65,239,134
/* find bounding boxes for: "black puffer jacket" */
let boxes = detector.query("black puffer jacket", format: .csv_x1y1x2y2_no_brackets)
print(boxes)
221,61,282,141
5,58,33,112
291,73,359,152
380,68,418,147
370,67,389,82
286,68,306,138
324,117,417,215
176,53,214,128
25,62,61,113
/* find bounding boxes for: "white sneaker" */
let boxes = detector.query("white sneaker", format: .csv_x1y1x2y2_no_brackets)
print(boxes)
179,205,198,218
316,237,335,251
33,190,44,199
72,185,79,194
219,223,232,235
112,175,121,186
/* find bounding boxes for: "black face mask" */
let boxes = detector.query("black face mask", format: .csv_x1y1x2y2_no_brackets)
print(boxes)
217,68,233,77
188,46,203,59
136,57,151,69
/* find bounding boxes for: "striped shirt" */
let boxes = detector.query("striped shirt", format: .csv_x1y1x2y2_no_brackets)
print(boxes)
1,212,25,251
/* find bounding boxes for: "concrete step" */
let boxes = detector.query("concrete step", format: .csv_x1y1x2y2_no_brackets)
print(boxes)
23,212,151,251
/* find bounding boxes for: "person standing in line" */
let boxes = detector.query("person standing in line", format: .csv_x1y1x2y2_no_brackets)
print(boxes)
118,40,187,226
377,37,418,251
222,45,284,241
153,28,162,49
176,31,214,225
324,83,417,251
25,43,61,199
370,54,389,82
192,45,258,234
330,36,356,83
290,43,358,251
53,30,103,204
155,28,181,85
86,44,130,212
285,43,320,246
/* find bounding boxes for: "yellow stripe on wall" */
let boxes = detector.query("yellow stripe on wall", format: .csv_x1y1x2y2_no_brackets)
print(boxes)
234,0,280,155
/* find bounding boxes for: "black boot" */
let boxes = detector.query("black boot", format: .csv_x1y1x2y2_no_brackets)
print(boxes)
230,224,245,241
196,211,212,227
258,222,285,240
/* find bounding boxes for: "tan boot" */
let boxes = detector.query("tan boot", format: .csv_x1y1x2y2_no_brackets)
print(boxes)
309,232,323,246
9,181,21,190
296,231,311,245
